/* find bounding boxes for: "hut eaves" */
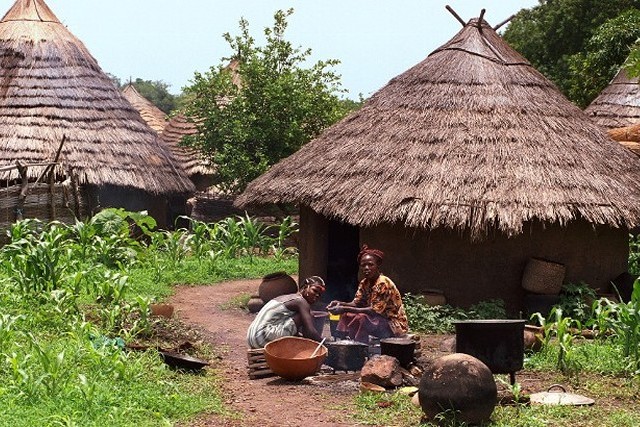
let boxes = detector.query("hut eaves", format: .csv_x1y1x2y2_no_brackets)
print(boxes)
161,114,213,177
237,17,640,239
0,0,194,195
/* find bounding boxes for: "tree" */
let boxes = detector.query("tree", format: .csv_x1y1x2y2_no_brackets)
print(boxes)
183,9,355,193
503,0,640,105
567,9,640,107
129,78,177,114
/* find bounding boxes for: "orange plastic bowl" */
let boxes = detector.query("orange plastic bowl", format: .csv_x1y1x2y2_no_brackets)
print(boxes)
264,336,327,381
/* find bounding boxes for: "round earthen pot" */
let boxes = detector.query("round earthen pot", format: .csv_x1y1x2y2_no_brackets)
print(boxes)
418,353,497,424
247,296,265,313
258,272,298,303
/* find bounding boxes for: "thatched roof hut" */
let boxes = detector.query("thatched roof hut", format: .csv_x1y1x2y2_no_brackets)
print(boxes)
584,68,640,129
161,114,214,191
0,0,194,227
237,16,640,310
121,84,168,134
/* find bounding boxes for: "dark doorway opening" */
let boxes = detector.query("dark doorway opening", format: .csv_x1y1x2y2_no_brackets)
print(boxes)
324,220,360,304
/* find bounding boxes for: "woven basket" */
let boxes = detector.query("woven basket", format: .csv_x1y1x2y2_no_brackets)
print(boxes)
521,258,565,295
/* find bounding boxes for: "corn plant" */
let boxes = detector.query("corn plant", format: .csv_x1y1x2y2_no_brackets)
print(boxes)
534,308,582,375
604,279,640,373
1,223,76,293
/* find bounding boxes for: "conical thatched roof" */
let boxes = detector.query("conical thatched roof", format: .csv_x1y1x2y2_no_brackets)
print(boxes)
584,68,640,129
161,114,213,176
237,17,640,239
0,0,194,195
121,84,167,134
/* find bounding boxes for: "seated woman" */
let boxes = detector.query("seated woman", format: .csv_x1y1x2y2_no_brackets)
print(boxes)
327,245,408,343
247,276,326,349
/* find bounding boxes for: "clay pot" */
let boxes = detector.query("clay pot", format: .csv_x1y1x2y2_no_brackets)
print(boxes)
247,296,265,313
418,353,497,424
524,325,544,352
264,336,327,381
150,304,174,318
258,272,298,303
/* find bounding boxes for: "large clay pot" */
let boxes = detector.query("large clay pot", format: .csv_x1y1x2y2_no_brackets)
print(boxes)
247,296,265,313
258,272,298,303
418,353,497,424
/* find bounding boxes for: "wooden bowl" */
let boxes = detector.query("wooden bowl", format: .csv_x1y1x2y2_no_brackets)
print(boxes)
264,336,327,381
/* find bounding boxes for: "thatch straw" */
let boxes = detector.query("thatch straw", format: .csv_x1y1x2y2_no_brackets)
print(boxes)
160,114,213,177
237,18,640,239
121,84,168,134
0,0,194,195
584,68,640,129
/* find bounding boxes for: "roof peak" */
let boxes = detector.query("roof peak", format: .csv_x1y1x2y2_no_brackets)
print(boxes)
1,0,60,24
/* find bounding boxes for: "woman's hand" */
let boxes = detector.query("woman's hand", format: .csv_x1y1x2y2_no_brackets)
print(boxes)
328,305,345,315
326,300,341,310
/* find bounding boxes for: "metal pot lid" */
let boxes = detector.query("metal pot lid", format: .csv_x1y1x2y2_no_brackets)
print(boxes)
529,384,595,406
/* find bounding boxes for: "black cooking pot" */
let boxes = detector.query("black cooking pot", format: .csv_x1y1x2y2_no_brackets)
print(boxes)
325,340,369,372
380,337,416,368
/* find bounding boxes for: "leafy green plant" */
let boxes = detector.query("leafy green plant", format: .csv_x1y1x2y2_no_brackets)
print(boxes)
558,282,597,324
604,279,640,373
534,307,582,375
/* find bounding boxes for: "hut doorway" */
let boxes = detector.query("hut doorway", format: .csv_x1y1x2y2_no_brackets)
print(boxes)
325,220,360,303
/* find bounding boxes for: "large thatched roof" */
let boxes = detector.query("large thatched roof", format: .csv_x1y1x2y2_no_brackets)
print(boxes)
121,84,167,134
0,0,194,195
237,17,640,239
161,114,213,177
584,68,640,129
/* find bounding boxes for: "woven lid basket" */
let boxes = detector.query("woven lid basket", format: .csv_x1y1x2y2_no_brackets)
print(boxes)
522,258,565,295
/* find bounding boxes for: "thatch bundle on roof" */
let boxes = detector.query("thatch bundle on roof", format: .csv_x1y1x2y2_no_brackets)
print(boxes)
237,15,640,309
585,68,640,129
0,0,193,197
608,123,640,156
121,84,168,134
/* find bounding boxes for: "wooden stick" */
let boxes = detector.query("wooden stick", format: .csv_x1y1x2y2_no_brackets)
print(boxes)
494,15,515,31
445,5,466,27
477,9,486,29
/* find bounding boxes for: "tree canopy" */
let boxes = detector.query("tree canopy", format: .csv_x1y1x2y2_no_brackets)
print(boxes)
182,9,356,193
503,0,640,107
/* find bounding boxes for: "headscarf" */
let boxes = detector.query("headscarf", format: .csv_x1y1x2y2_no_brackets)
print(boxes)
357,244,384,264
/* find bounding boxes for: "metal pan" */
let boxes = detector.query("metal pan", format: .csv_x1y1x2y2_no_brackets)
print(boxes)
529,384,595,406
158,350,209,371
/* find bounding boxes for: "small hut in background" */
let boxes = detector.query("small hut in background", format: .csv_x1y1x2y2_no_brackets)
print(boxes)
121,84,168,134
0,0,194,229
584,68,640,129
237,15,640,310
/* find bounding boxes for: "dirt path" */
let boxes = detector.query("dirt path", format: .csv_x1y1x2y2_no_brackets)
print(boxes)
169,279,359,427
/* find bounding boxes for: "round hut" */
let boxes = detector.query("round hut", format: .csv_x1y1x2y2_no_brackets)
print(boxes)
121,84,168,135
0,0,194,229
236,15,640,310
584,68,640,129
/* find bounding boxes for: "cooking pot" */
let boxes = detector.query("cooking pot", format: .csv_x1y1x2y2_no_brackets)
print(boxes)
325,340,369,372
380,337,416,368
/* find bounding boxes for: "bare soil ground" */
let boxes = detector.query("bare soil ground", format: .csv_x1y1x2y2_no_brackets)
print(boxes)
169,278,362,427
166,279,597,426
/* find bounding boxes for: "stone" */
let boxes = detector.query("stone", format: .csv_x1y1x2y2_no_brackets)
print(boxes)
360,355,403,388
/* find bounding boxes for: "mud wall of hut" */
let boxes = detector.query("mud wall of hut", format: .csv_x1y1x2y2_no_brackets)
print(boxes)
85,184,170,229
361,221,628,312
299,208,629,312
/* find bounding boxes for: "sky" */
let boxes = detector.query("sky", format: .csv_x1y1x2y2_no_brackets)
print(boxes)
31,1,539,98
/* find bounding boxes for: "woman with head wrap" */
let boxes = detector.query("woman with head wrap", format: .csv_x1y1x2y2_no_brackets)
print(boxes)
247,276,326,349
326,245,408,343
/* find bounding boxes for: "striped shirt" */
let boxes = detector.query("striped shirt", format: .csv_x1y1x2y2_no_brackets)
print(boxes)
247,296,299,349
